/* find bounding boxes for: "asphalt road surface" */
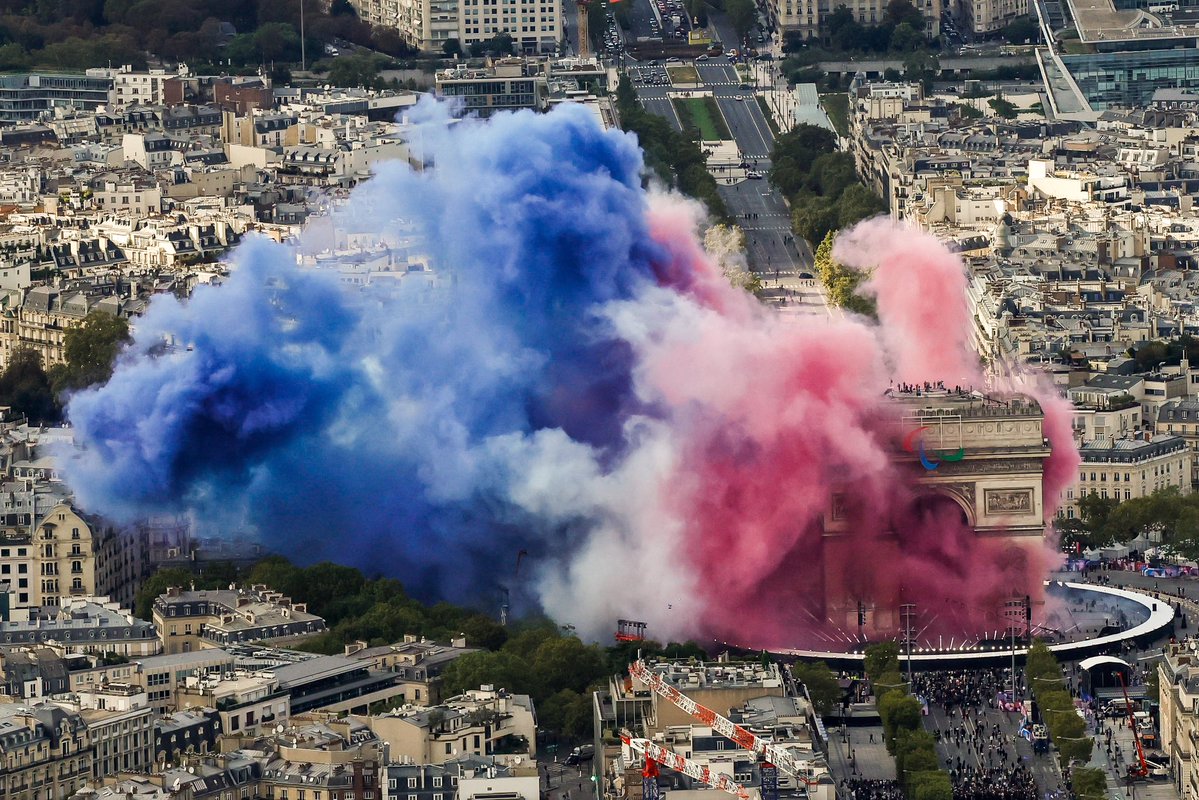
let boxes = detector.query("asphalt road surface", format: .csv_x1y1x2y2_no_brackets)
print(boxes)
922,688,1064,799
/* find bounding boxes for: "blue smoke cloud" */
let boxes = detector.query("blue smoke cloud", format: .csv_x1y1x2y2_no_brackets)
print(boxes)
62,103,674,602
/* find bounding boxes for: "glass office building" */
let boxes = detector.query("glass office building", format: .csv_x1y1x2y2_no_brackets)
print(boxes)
0,73,112,125
1059,31,1199,109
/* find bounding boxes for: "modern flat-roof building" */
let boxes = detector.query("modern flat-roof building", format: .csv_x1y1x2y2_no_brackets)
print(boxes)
1053,0,1199,109
435,60,548,118
174,670,290,738
132,648,236,713
345,635,478,705
0,73,112,125
273,655,405,715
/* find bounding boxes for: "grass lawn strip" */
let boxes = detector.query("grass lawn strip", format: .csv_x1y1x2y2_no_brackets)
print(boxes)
756,95,781,137
820,92,849,136
666,65,700,84
672,96,731,140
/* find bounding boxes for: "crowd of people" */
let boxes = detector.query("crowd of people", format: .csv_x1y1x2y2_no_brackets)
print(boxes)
905,670,1049,800
841,778,904,800
910,668,1020,713
951,765,1038,800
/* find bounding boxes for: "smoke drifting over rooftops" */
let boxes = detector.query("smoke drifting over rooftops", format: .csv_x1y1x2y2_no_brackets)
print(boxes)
60,102,1078,646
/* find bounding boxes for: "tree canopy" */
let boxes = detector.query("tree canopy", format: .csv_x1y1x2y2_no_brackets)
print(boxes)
813,230,876,316
0,0,414,75
769,124,884,247
792,661,841,714
50,311,130,397
1059,486,1199,559
0,347,59,423
615,75,729,221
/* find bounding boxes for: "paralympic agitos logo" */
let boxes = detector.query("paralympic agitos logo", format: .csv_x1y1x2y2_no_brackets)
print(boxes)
903,426,966,471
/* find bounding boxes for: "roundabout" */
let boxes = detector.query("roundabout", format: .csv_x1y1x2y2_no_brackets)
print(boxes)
751,580,1177,669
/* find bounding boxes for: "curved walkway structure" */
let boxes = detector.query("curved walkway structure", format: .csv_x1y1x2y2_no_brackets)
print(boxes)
761,581,1175,669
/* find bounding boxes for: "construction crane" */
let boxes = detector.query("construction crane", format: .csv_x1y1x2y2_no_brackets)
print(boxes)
621,733,751,800
577,0,592,58
499,549,528,627
1114,671,1149,779
629,661,819,785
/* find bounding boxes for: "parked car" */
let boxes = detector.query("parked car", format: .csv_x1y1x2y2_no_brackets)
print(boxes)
566,745,595,765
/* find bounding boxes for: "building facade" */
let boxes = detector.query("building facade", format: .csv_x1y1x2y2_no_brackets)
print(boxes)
350,0,560,53
958,0,1028,35
1065,434,1192,518
152,585,325,655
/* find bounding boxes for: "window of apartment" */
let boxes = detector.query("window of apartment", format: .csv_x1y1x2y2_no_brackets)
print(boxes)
445,743,452,755
433,778,443,788
408,778,417,789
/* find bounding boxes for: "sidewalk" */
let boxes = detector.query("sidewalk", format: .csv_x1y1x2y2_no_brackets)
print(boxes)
827,724,896,781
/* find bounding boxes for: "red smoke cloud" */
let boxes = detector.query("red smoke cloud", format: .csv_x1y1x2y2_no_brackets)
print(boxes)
619,211,1078,649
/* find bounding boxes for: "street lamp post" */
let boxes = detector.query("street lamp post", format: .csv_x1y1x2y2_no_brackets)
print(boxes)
300,0,307,73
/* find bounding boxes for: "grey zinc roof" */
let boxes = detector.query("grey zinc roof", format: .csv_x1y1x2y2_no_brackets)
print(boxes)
272,655,362,688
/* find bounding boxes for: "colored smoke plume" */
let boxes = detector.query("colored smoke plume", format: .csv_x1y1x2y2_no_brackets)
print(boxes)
60,102,1078,646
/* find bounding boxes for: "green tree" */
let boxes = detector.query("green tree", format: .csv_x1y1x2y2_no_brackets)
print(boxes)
0,347,59,423
539,688,594,738
327,53,385,88
292,562,368,615
911,772,954,800
134,566,204,620
864,641,901,678
531,636,607,697
0,43,30,70
793,661,841,715
440,650,533,697
443,38,463,57
1024,639,1060,685
988,96,1018,119
245,554,303,595
1056,491,1119,551
885,0,924,27
473,32,514,56
1072,768,1106,800
254,22,302,62
878,691,921,749
725,0,757,38
792,195,837,246
888,22,923,52
902,50,939,89
835,183,885,227
1002,16,1039,44
51,311,130,396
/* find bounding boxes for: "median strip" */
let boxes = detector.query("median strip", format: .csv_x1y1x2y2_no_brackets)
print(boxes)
671,96,732,140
